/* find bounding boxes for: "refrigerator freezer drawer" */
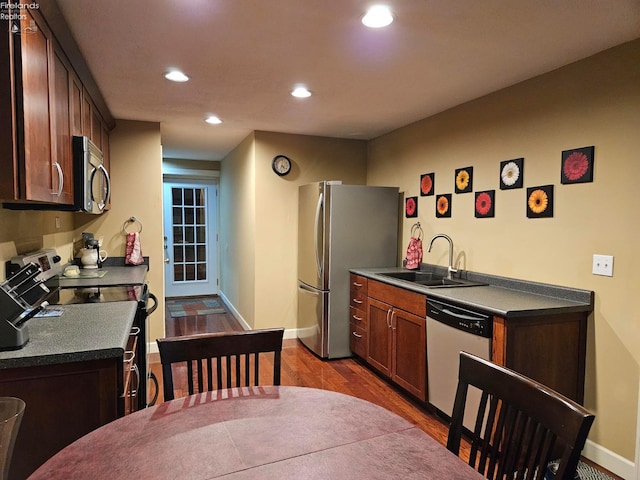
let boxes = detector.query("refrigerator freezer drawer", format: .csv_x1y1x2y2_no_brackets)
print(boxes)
297,282,329,358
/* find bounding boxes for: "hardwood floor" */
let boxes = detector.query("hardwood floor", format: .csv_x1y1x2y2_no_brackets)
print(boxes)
152,295,622,480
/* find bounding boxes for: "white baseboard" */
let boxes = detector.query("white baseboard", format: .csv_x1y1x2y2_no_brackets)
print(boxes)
217,290,298,339
582,439,635,479
218,290,251,330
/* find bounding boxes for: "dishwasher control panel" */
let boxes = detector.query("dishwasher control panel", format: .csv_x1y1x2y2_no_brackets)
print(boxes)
426,299,492,338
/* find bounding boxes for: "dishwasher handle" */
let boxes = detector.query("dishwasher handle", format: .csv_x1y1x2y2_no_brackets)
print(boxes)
427,299,492,338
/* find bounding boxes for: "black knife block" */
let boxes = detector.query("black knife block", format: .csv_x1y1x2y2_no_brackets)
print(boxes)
0,288,30,351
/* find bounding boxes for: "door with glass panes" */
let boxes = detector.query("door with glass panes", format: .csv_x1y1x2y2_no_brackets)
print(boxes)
163,180,218,297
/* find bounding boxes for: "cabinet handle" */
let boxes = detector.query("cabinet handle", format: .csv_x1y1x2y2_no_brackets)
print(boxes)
352,332,362,338
352,298,363,304
129,364,140,397
124,350,136,364
352,314,363,322
386,309,392,328
353,282,363,287
53,162,63,196
130,326,140,336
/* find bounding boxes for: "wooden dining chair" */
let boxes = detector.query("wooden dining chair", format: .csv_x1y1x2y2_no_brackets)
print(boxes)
447,352,595,480
156,328,284,401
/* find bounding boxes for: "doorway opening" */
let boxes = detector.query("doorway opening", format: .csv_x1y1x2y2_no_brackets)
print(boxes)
162,178,219,298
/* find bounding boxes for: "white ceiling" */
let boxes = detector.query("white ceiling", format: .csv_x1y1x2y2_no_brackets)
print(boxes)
56,0,640,161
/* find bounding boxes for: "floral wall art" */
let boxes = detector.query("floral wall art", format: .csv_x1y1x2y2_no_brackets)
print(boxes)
454,166,473,193
420,172,434,196
436,193,452,218
411,146,592,222
405,196,418,218
561,146,594,184
475,190,495,218
526,185,554,218
500,158,524,189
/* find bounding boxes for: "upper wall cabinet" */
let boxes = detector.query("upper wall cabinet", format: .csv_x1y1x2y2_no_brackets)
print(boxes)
0,1,113,208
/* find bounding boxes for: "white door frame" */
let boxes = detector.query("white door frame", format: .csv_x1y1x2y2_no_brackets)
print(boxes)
163,176,219,298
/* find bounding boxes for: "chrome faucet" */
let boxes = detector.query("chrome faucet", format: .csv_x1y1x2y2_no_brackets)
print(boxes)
427,233,457,279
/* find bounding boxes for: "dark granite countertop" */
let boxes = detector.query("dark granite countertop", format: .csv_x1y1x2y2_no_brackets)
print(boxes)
0,302,137,369
350,265,594,318
58,265,147,289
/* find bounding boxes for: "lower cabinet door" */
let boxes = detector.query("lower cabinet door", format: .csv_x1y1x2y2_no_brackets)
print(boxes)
367,298,392,377
392,308,427,401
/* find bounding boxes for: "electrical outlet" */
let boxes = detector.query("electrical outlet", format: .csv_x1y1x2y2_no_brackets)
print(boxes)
592,254,614,276
55,217,61,229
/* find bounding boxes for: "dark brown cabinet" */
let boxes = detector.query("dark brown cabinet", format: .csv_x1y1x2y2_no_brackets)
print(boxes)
51,48,75,204
0,358,123,479
352,272,589,410
366,279,427,401
0,2,112,208
349,275,368,359
0,8,63,204
492,312,588,403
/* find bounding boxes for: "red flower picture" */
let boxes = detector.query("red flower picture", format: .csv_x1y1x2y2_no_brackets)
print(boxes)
474,190,494,218
561,146,594,184
405,196,418,218
420,173,434,196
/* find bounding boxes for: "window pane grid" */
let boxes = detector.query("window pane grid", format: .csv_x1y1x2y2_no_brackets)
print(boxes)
171,186,208,283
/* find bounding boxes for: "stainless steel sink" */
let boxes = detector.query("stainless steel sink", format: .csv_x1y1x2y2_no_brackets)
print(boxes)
379,271,485,288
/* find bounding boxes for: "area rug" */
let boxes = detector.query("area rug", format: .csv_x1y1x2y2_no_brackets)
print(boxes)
574,461,616,480
546,460,615,480
167,298,225,318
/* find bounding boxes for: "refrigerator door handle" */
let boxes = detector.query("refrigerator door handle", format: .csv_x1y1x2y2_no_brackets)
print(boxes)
298,282,321,296
314,192,324,279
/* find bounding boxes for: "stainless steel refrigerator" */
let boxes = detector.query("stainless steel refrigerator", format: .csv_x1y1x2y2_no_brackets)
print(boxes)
297,181,399,359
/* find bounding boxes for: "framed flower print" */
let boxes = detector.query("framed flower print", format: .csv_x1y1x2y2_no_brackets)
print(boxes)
405,196,418,218
561,146,594,184
436,194,452,218
455,167,473,193
475,190,495,218
526,185,554,218
500,158,524,189
420,173,434,196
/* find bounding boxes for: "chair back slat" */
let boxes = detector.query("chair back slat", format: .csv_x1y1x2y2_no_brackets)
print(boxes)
447,352,594,480
157,328,285,401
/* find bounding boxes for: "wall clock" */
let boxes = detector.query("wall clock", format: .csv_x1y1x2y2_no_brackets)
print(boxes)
272,155,292,176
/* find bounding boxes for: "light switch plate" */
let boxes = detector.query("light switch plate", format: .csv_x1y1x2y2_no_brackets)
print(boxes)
592,254,614,276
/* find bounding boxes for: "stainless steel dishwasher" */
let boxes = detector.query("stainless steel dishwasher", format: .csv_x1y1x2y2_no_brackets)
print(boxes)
426,298,492,430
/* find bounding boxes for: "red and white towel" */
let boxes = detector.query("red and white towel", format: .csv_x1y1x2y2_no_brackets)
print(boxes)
125,232,144,265
405,236,423,270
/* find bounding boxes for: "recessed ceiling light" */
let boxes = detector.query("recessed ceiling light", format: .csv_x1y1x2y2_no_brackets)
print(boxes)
164,70,190,82
362,5,394,28
291,86,312,98
205,115,222,124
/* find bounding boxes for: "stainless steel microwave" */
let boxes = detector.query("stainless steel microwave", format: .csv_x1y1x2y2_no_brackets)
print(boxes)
72,136,111,214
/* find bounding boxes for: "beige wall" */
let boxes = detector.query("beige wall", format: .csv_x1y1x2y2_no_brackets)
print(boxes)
104,120,165,343
220,131,367,330
367,40,640,462
0,209,76,277
74,120,165,343
219,133,257,327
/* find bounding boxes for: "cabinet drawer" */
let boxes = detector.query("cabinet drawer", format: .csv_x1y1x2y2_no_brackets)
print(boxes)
349,306,368,330
350,322,367,359
350,274,368,308
368,280,426,317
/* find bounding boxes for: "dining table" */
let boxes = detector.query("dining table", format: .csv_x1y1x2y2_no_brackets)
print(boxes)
28,386,485,479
